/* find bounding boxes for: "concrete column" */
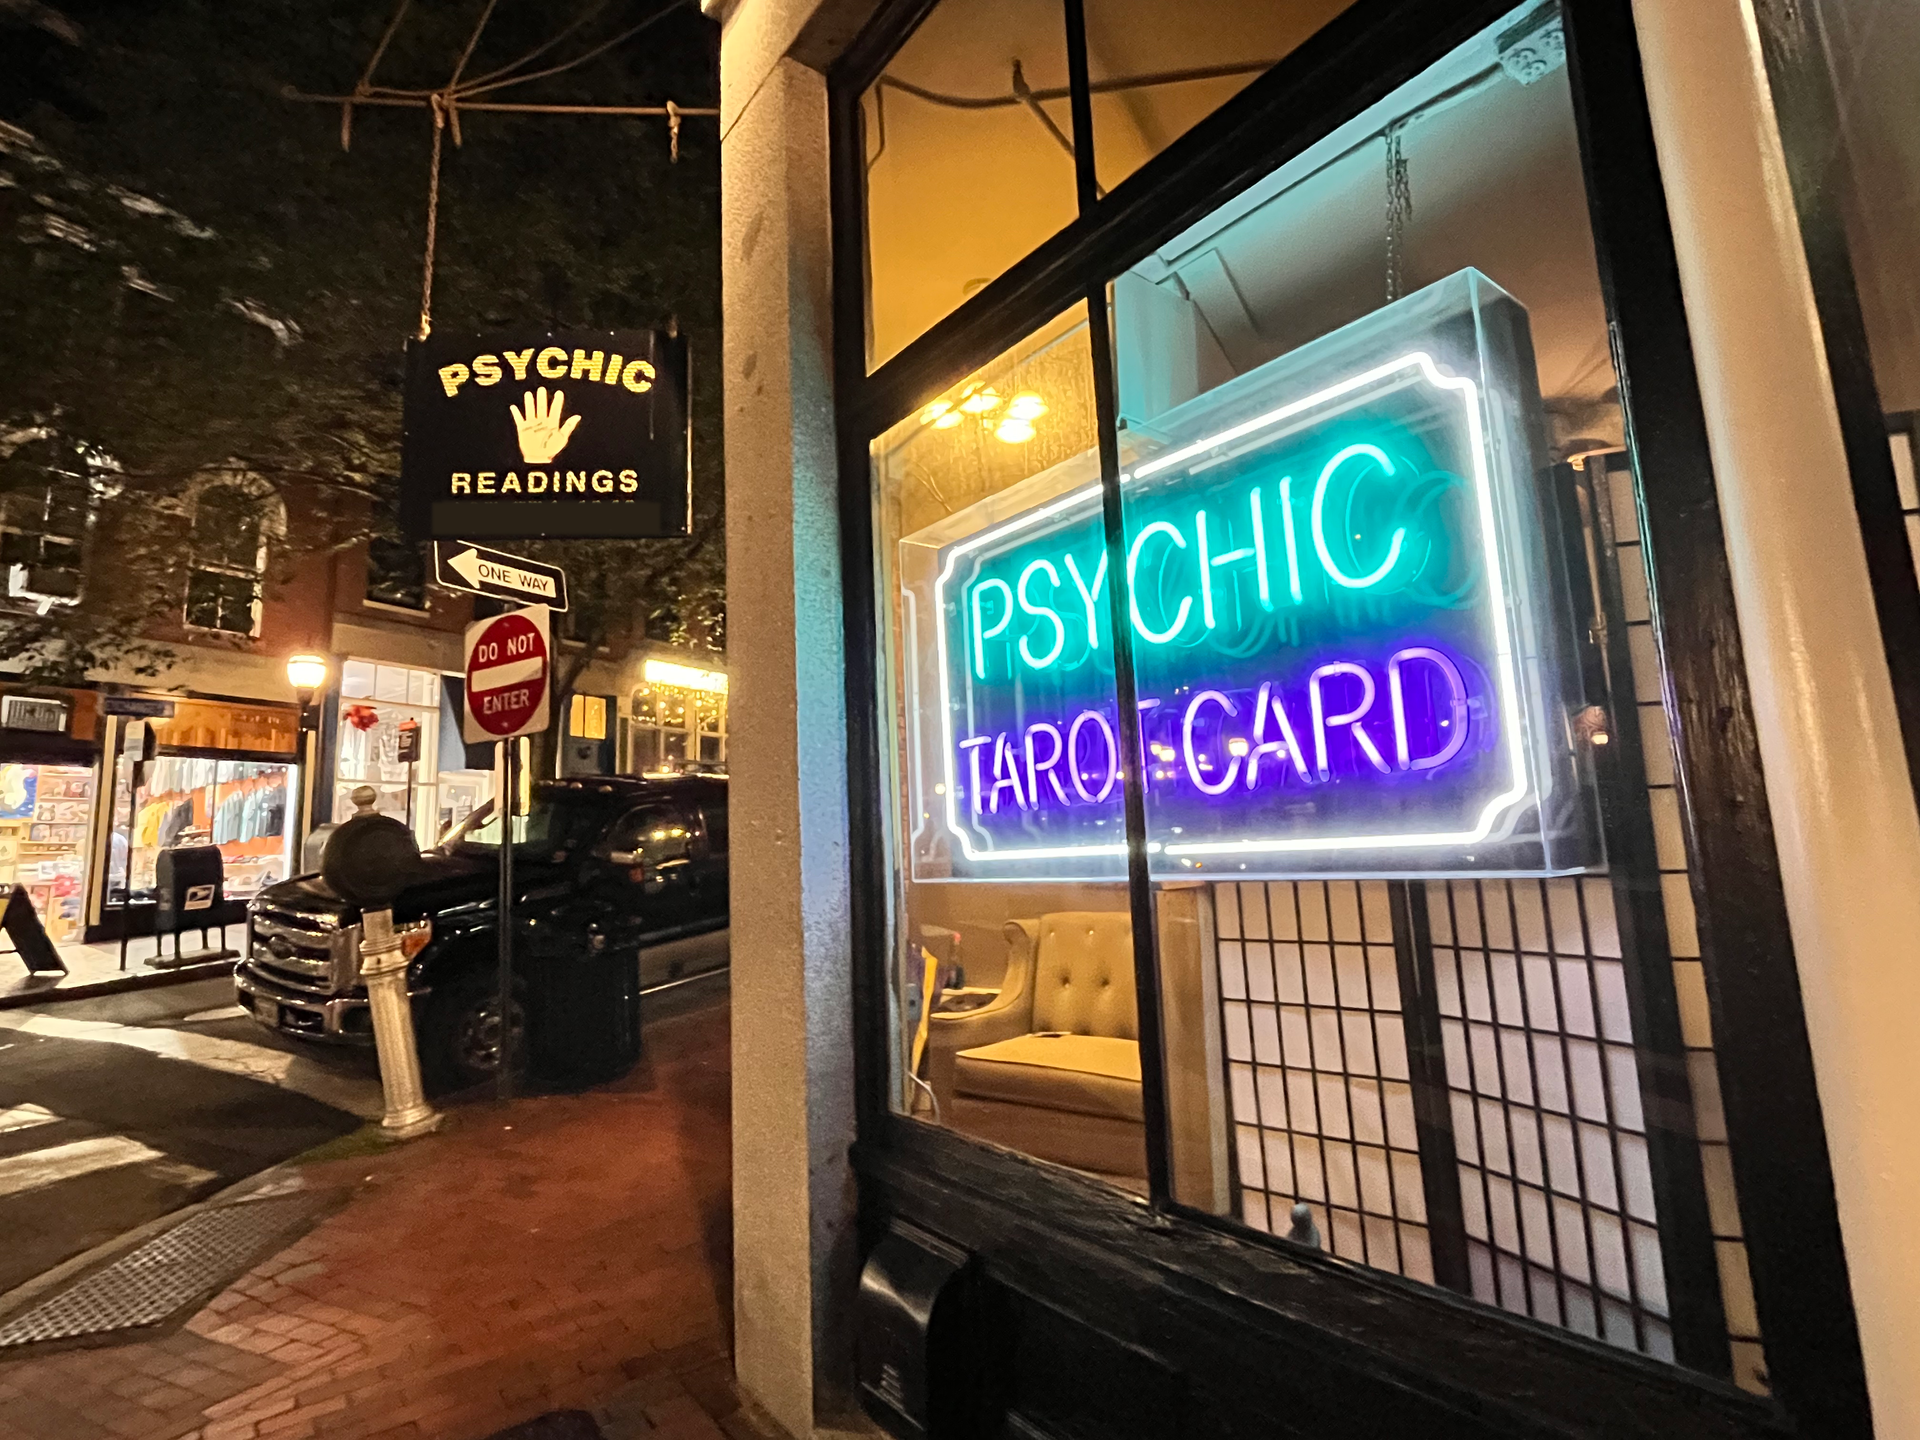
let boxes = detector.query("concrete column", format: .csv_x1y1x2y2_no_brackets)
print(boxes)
719,11,857,1436
1633,1,1920,1429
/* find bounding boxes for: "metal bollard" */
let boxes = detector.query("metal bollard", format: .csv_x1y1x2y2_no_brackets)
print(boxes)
359,906,441,1139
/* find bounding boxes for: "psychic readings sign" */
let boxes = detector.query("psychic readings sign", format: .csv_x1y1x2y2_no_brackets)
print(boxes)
899,270,1603,880
402,328,690,540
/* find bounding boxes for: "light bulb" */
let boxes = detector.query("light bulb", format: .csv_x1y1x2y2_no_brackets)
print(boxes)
933,411,962,429
995,418,1036,444
959,387,1001,414
1006,392,1047,420
285,654,329,694
920,399,952,424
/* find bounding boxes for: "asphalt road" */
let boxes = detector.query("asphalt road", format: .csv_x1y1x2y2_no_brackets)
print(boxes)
0,978,373,1296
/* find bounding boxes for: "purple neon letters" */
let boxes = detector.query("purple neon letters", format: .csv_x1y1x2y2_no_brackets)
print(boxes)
958,645,1471,816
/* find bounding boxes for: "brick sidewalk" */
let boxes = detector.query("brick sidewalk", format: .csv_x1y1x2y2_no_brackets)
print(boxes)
0,992,771,1440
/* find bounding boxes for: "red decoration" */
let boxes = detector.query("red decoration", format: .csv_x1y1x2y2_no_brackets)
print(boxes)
343,704,381,732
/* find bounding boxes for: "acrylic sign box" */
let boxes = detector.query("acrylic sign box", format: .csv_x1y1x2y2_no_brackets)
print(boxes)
895,270,1605,882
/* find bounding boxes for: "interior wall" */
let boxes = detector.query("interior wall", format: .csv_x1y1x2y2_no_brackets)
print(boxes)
1817,0,1920,413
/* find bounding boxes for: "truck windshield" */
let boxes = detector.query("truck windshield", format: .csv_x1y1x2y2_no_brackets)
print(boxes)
438,790,607,860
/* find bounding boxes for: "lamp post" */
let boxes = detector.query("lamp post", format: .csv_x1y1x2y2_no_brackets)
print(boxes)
286,653,330,863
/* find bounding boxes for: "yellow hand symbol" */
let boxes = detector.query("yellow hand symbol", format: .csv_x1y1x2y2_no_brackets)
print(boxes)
510,387,583,464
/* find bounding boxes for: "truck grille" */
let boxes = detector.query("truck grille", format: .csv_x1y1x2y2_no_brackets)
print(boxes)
248,907,356,995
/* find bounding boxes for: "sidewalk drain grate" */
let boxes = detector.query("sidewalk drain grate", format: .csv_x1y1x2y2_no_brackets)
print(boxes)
0,1192,335,1349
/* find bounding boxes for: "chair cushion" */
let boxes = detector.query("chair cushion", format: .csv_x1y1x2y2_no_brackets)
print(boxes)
1029,912,1138,1040
952,1033,1143,1121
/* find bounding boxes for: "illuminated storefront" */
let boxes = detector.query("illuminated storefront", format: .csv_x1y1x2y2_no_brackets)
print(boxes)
332,659,493,847
628,657,727,773
717,0,1920,1435
99,696,302,934
0,689,101,947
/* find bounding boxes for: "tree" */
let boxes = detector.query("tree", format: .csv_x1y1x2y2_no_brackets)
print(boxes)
0,0,724,694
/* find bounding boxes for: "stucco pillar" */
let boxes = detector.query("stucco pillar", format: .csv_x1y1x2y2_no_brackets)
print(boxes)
1633,1,1920,1430
719,13,857,1437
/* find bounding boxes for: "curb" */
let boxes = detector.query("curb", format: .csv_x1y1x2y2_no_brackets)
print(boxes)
0,958,235,1011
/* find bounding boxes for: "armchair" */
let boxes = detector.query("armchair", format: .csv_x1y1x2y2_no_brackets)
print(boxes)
923,911,1146,1181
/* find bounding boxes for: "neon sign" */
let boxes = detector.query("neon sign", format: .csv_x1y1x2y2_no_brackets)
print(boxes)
898,271,1603,880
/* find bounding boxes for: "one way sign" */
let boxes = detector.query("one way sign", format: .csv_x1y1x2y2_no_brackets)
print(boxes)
433,541,569,612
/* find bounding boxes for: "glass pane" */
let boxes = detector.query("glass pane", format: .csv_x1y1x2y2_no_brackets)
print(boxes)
635,727,664,771
862,0,1076,369
1104,0,1760,1386
1083,0,1355,193
879,304,1152,1188
341,659,376,699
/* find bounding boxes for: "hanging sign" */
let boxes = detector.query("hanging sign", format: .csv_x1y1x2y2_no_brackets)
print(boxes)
463,605,552,744
403,329,690,541
900,270,1603,881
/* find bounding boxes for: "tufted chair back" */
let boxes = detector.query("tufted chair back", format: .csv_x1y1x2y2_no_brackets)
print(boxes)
1014,912,1138,1041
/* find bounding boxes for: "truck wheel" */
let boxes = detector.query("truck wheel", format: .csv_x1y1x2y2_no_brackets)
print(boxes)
422,970,526,1094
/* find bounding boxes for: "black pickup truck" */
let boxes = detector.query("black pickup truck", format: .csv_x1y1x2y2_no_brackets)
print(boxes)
235,775,728,1091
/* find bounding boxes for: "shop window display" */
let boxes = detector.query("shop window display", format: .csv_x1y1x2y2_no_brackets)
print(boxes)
873,0,1765,1389
878,305,1157,1185
336,659,492,847
0,763,94,943
112,756,294,904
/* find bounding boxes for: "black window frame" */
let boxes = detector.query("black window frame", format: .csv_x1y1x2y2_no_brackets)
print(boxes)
826,0,1872,1434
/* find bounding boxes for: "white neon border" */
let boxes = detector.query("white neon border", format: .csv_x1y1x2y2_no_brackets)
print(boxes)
927,350,1532,866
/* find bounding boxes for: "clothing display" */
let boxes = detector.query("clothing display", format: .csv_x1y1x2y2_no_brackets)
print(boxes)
119,756,295,903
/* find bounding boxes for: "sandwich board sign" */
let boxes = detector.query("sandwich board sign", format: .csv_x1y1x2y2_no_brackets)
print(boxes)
463,606,552,745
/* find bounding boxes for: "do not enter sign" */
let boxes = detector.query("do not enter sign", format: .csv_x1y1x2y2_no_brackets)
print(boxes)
464,605,552,744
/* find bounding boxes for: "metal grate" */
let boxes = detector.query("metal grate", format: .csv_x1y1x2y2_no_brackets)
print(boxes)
1215,879,1433,1282
0,1193,334,1349
1598,458,1765,1389
1427,876,1670,1357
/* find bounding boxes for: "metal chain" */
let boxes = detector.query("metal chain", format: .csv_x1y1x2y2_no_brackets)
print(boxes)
418,94,447,340
1385,123,1413,302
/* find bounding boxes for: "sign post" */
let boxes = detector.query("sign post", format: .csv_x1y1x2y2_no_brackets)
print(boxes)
463,605,552,1099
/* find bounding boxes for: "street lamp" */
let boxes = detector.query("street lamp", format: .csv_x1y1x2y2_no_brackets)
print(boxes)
285,654,331,868
286,653,330,707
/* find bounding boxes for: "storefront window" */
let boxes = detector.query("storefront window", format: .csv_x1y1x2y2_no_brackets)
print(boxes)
870,0,1767,1391
0,762,95,943
627,681,717,773
879,304,1158,1187
1082,0,1355,193
861,0,1076,369
336,660,491,846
